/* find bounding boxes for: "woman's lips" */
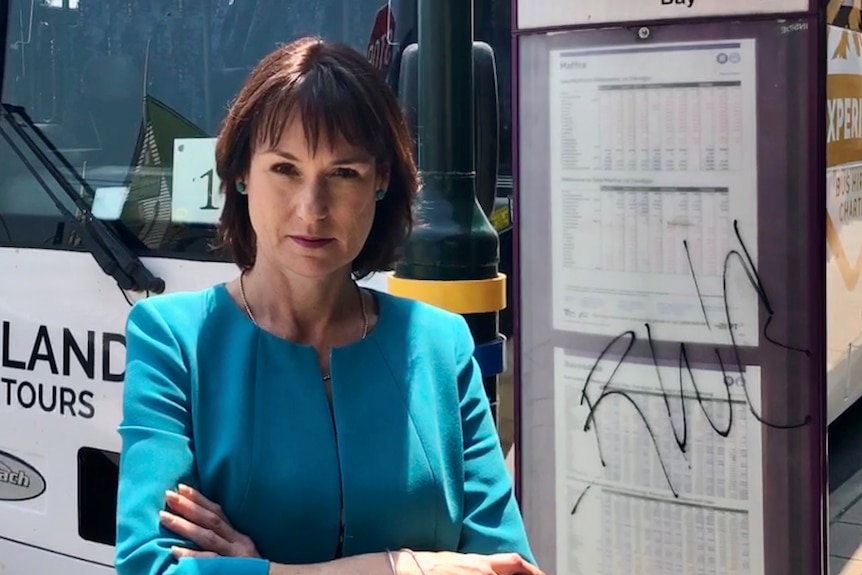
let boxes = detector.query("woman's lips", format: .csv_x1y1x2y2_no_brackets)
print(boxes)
289,235,334,249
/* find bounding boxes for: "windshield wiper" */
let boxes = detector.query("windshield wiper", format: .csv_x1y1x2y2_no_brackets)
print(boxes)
0,103,166,294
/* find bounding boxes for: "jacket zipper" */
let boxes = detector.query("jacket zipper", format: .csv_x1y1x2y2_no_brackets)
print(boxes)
325,376,346,558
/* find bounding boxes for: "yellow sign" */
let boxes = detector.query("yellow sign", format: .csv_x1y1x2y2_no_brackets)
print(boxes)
827,22,862,291
826,18,862,400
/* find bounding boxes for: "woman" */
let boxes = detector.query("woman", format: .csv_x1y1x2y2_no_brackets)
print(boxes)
115,37,542,575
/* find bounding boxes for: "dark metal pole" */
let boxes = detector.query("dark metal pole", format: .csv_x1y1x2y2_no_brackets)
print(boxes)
395,0,502,418
417,0,475,187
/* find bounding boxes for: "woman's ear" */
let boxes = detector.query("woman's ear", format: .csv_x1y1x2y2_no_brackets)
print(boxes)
376,163,391,193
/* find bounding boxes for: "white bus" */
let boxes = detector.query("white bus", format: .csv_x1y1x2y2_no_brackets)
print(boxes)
0,0,513,572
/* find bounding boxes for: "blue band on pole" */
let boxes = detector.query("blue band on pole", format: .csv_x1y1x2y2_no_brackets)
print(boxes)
473,335,507,377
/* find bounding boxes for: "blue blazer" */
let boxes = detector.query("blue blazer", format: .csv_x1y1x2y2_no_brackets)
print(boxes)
115,284,535,575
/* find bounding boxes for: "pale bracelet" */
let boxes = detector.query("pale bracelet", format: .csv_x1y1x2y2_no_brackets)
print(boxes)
385,549,398,575
402,548,427,575
385,548,427,575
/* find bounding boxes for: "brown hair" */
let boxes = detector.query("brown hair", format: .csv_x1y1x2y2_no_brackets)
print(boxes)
214,36,417,278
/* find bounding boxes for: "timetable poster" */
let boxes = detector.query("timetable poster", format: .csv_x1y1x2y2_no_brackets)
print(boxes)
554,348,765,575
549,40,760,345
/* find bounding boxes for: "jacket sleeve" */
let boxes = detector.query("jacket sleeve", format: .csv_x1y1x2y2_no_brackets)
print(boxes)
451,315,538,566
115,299,270,575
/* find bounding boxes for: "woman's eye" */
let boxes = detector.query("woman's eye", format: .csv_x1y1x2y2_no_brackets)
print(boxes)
332,167,360,179
272,163,298,177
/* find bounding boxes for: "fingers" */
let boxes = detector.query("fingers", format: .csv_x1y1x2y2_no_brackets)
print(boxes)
177,484,228,521
165,489,235,542
160,510,231,556
171,546,218,559
487,553,546,575
161,488,261,559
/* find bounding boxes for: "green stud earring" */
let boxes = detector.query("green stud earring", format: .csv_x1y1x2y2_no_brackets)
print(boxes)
236,182,247,195
375,189,386,201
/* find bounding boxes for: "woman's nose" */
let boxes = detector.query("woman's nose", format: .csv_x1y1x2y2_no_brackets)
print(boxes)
295,180,329,221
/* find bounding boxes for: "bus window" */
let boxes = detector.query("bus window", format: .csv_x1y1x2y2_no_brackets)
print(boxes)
1,0,393,261
0,113,84,251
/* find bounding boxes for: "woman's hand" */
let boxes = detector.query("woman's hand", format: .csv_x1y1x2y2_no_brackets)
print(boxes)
394,550,545,575
160,484,260,559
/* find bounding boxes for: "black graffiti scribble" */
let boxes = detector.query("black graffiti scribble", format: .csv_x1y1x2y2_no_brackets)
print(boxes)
573,219,812,511
570,484,592,516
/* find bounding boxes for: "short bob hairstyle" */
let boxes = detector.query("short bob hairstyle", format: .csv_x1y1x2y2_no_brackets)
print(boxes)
214,37,417,278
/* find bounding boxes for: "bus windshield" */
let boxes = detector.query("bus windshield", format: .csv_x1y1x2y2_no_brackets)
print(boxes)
0,0,394,261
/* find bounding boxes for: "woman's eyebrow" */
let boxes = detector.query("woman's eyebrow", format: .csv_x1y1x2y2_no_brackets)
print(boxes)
268,149,300,161
330,155,373,165
268,148,372,165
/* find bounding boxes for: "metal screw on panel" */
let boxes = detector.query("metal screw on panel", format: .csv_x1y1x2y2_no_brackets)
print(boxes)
638,27,650,40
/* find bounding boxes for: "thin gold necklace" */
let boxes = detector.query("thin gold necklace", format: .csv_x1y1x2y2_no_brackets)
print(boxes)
238,272,368,381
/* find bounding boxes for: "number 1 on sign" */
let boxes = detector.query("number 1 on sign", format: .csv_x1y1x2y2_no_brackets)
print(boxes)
200,169,218,210
171,137,223,225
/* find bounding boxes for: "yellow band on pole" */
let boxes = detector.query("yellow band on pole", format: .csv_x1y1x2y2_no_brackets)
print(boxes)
386,273,507,314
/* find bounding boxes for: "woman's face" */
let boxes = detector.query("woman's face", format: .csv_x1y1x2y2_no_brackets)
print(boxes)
244,116,388,279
